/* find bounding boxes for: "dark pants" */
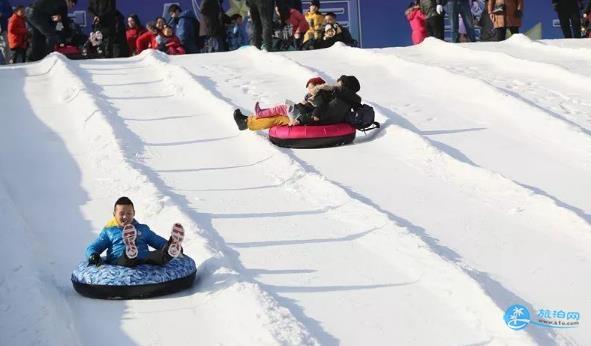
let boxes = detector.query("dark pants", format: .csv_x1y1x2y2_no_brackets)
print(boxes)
27,11,60,61
301,38,315,50
96,25,116,58
557,9,582,38
426,15,444,40
11,48,27,63
113,29,130,58
448,0,477,42
202,35,228,53
246,0,275,50
495,26,519,41
114,246,173,267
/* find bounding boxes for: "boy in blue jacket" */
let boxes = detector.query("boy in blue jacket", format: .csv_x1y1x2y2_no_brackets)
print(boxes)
86,197,185,267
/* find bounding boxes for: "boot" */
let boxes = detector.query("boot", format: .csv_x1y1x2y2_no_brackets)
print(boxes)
233,109,248,130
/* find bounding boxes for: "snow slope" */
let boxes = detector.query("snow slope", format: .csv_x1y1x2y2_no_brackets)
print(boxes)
0,35,589,345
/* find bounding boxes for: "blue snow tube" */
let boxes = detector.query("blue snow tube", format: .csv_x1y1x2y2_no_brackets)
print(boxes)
71,255,197,299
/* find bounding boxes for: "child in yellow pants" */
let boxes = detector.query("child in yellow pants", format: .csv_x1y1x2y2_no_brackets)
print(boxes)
246,114,290,130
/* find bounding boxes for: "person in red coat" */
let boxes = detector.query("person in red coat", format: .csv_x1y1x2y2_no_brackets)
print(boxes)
135,21,158,54
7,5,28,63
406,2,427,45
157,24,185,55
125,14,146,55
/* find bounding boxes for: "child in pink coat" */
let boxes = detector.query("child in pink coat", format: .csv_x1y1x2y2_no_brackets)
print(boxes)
405,2,428,45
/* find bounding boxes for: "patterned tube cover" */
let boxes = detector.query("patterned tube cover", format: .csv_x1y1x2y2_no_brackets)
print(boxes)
71,255,197,286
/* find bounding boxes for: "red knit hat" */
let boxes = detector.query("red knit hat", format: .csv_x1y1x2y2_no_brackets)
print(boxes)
306,77,326,87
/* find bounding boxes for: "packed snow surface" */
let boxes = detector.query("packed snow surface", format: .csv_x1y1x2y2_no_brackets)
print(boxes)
0,36,589,346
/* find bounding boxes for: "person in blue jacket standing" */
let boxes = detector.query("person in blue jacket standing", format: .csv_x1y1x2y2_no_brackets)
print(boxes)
0,0,13,64
168,4,199,54
86,197,185,267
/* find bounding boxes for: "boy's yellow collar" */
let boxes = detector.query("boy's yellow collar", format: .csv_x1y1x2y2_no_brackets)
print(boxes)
105,218,136,228
105,218,119,228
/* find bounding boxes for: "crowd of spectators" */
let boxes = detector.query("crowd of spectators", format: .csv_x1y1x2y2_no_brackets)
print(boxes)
3,0,589,64
0,0,358,64
406,0,591,45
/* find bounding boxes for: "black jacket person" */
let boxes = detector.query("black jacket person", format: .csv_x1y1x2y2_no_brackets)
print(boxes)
298,75,362,125
88,0,117,57
553,0,583,38
27,0,75,61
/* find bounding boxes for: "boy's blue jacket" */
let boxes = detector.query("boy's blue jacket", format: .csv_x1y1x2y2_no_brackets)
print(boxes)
86,218,168,263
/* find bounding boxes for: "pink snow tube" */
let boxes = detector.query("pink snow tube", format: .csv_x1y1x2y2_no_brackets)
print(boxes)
268,123,356,148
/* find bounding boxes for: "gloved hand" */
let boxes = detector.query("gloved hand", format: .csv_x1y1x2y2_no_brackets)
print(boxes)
88,253,102,266
515,9,523,18
436,4,444,15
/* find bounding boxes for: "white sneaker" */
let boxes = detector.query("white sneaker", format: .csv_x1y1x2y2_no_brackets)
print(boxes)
167,223,185,258
122,224,138,259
